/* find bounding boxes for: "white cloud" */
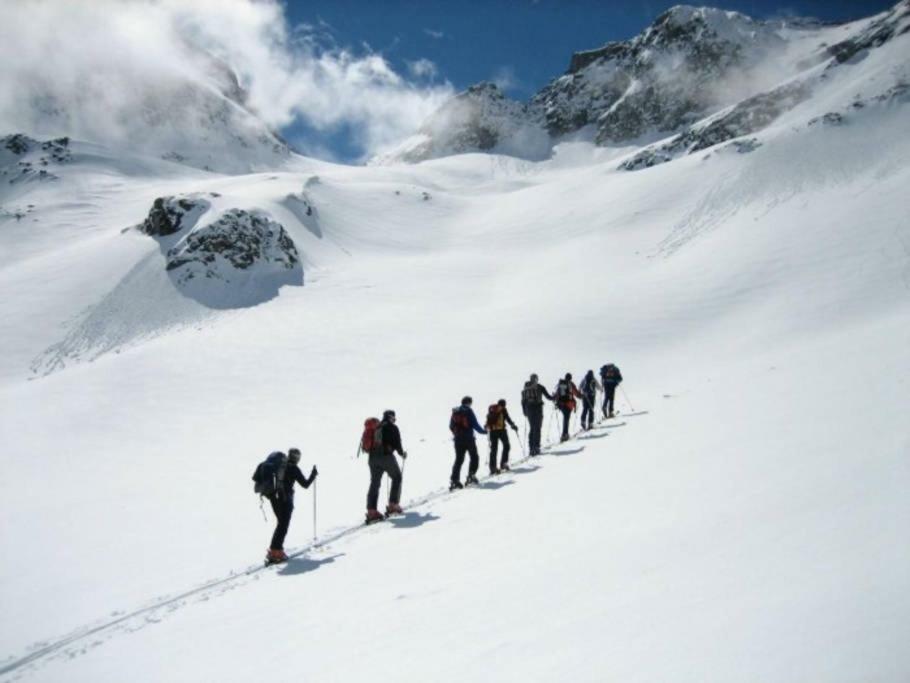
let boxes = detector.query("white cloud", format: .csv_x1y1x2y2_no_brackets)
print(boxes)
0,0,454,162
491,66,521,92
423,28,445,39
408,58,439,79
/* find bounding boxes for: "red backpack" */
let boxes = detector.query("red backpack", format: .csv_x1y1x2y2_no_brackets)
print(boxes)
450,407,470,434
361,417,382,454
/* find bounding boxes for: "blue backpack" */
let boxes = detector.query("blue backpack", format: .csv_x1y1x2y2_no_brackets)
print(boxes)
252,452,287,497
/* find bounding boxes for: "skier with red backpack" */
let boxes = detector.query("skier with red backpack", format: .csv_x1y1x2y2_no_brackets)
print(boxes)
554,373,582,442
449,396,487,490
251,448,318,565
362,410,407,524
485,398,519,474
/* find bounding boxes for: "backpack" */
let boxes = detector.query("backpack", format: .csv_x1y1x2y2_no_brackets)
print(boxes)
252,451,287,497
486,404,501,429
601,364,618,382
522,383,541,404
361,417,382,455
581,375,595,394
556,380,570,399
450,407,470,434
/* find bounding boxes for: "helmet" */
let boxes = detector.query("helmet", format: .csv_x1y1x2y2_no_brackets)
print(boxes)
288,448,301,464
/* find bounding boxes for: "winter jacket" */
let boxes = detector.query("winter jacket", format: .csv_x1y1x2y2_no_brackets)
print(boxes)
450,406,487,441
554,379,582,409
521,381,554,414
486,406,518,431
274,463,314,500
599,365,623,386
378,420,405,457
580,374,602,397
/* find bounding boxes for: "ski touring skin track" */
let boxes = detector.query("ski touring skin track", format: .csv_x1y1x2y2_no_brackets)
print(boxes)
0,409,648,680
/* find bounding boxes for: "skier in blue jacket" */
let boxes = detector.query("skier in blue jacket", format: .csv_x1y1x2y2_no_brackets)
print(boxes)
449,396,487,490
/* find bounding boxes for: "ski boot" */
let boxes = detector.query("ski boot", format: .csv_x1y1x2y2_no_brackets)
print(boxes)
490,467,501,476
385,502,404,516
449,481,463,491
500,464,511,472
365,509,385,525
465,474,479,486
265,548,288,566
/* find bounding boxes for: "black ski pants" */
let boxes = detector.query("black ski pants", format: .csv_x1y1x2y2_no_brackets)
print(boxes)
367,452,402,510
559,404,573,440
602,384,617,416
489,429,511,470
581,394,596,428
268,494,294,551
451,437,479,483
526,403,544,454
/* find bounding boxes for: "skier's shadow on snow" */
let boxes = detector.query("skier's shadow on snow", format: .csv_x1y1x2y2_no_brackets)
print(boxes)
577,432,609,440
547,446,586,457
279,553,343,577
476,480,515,491
508,464,542,475
388,511,440,529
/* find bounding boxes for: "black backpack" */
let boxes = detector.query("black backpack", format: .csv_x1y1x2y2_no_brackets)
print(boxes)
522,383,541,404
252,451,287,497
601,364,618,381
556,380,570,399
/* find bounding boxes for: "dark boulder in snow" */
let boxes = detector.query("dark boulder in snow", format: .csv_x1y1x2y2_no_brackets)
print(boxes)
139,195,211,237
1,134,71,184
162,209,302,307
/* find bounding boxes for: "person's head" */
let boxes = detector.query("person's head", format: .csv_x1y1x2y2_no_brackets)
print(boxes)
529,373,539,384
586,369,594,378
461,396,473,406
497,399,506,407
565,372,573,381
288,448,301,465
383,409,396,422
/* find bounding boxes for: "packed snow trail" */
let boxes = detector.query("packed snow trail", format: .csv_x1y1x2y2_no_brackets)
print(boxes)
0,411,637,681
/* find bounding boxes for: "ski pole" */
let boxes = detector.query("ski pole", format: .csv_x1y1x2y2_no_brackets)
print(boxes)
312,478,317,543
620,385,635,412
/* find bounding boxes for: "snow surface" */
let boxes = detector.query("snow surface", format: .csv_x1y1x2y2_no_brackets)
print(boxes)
1,8,910,683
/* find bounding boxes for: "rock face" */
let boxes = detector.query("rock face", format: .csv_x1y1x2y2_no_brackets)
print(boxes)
165,209,299,285
827,0,910,64
137,197,302,307
619,81,810,170
139,195,212,237
376,83,549,164
0,134,71,184
533,6,785,144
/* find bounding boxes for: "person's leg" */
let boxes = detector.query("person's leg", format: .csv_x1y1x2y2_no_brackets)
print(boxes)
270,497,293,550
451,441,466,483
561,406,570,440
367,455,383,510
500,430,511,467
489,432,500,471
467,440,480,477
385,454,403,504
530,406,543,452
606,385,616,415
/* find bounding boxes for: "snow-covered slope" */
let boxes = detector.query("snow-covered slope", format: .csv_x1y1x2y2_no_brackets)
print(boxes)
1,4,909,683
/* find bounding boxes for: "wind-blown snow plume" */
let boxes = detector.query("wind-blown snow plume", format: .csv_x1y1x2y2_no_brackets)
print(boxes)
0,0,453,163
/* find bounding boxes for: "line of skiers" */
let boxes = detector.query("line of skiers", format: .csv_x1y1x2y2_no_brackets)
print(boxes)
253,364,622,562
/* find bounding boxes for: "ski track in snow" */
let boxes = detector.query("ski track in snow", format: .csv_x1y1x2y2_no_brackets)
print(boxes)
0,415,641,681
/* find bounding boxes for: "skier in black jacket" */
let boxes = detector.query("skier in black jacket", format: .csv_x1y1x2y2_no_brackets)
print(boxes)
599,363,624,418
267,448,317,564
579,370,602,430
449,396,487,489
521,373,554,456
485,398,519,473
366,410,407,523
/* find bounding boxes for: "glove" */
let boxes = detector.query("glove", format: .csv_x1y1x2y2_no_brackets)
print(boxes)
310,466,318,478
511,425,519,433
400,451,408,459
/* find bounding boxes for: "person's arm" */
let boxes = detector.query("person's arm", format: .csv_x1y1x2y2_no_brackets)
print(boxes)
469,409,487,435
504,408,518,431
294,465,315,488
541,385,554,401
617,369,623,384
391,424,406,456
572,382,583,398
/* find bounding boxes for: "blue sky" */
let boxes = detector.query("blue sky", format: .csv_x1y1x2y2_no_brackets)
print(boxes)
280,0,895,159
